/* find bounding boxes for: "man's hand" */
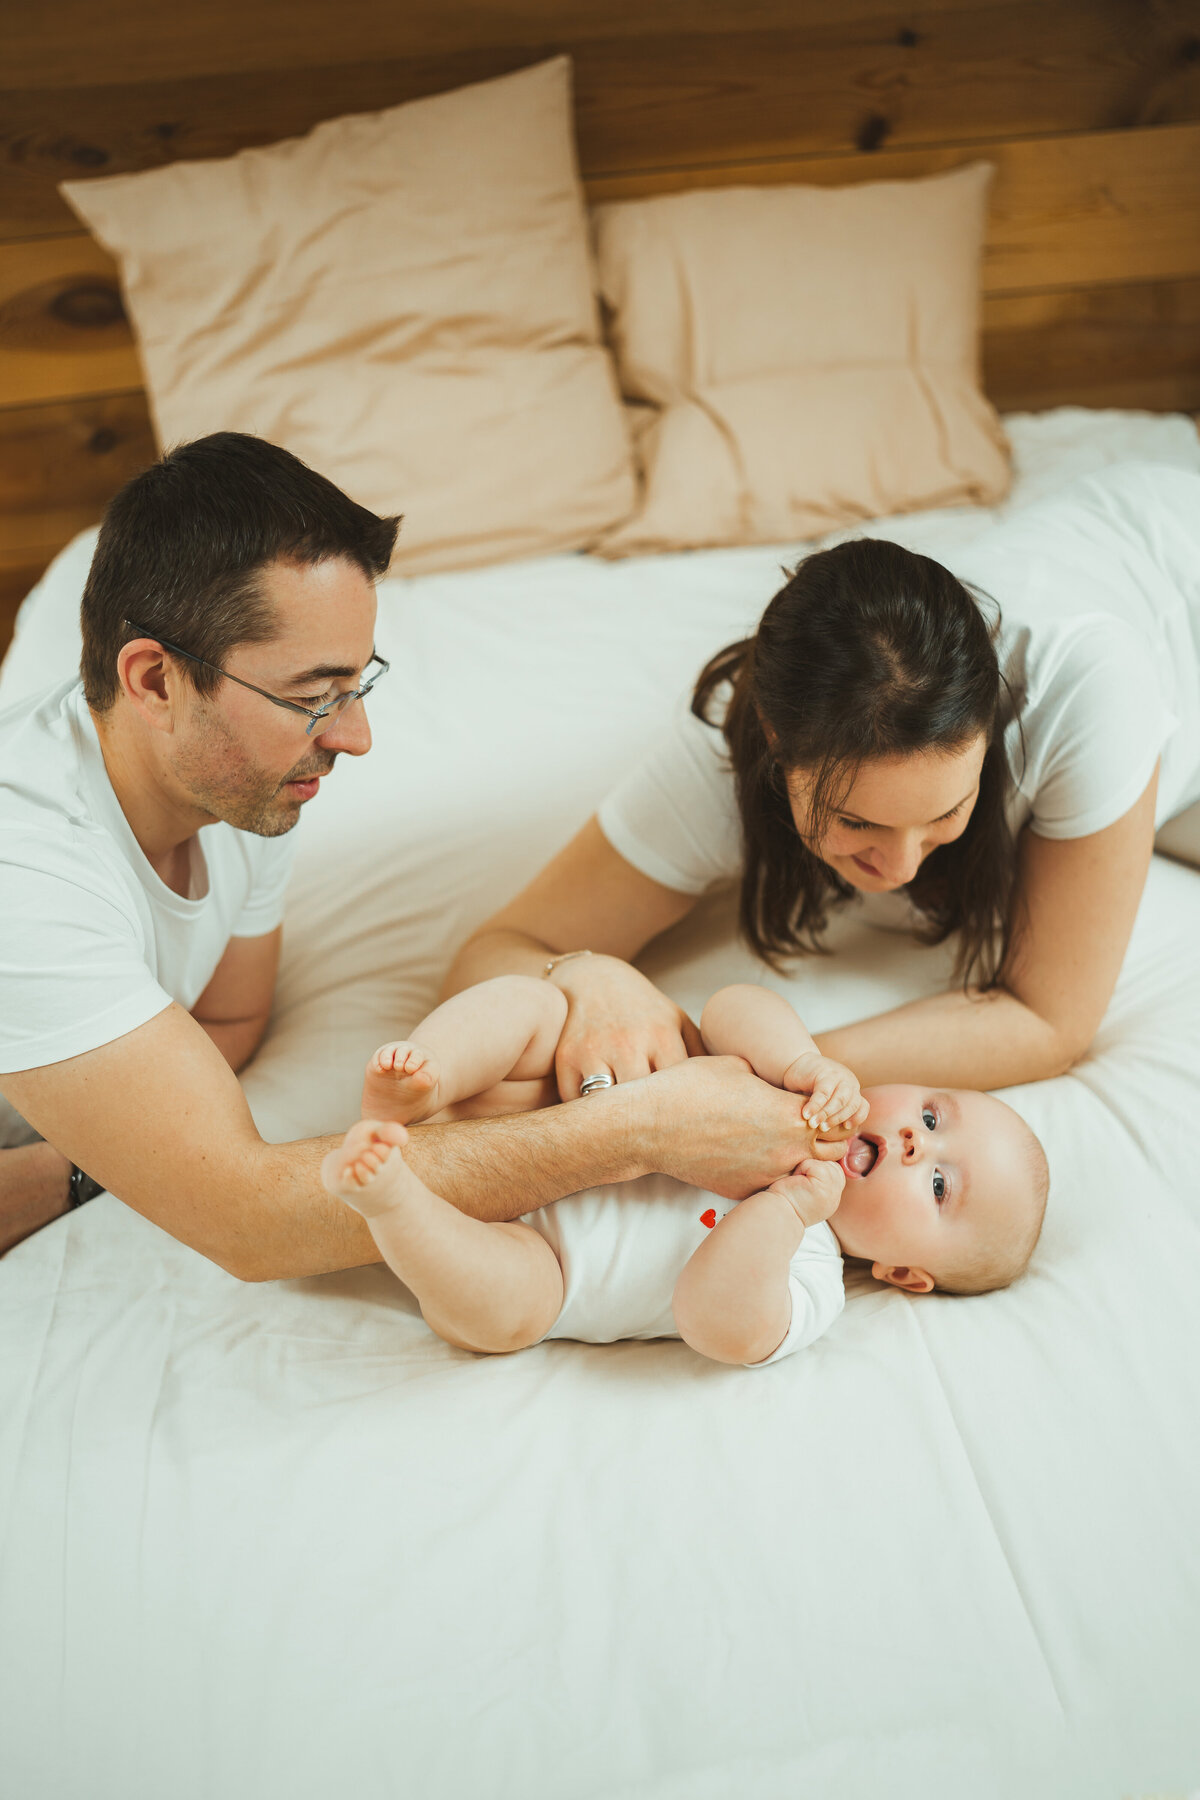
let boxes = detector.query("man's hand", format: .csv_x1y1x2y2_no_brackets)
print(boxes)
766,1158,845,1230
633,1054,848,1200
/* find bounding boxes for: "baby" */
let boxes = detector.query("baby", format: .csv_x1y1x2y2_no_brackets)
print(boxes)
321,978,1048,1367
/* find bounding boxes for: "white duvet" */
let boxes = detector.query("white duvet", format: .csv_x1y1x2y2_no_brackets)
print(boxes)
3,410,1200,1800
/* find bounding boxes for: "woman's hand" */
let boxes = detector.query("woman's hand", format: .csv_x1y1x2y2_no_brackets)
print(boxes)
549,953,704,1100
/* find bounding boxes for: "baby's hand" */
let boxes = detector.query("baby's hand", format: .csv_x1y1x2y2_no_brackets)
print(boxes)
782,1051,868,1135
767,1158,845,1230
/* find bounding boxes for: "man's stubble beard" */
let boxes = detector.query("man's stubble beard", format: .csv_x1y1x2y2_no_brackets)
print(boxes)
174,704,337,837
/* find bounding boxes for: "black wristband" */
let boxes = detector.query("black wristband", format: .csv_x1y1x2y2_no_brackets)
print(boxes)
67,1165,105,1209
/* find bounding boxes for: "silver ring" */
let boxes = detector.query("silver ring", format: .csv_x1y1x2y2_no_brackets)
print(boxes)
580,1072,615,1095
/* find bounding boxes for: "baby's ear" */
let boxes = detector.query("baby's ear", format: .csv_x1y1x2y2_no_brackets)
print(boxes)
872,1263,935,1294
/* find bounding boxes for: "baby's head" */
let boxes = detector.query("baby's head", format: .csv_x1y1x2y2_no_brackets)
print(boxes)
832,1085,1047,1296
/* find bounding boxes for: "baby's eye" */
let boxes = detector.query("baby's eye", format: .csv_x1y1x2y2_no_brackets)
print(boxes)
932,1169,947,1203
922,1106,937,1131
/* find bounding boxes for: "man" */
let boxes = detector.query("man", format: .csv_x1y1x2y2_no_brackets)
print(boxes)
0,434,826,1277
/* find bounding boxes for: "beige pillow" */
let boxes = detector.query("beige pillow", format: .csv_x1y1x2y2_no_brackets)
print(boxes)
594,164,1010,553
61,58,635,574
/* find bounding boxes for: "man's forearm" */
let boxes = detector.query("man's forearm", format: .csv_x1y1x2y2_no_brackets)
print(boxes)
391,1084,644,1220
816,984,1076,1091
244,1084,648,1281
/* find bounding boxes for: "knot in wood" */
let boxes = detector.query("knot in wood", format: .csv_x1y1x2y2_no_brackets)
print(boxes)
50,282,125,329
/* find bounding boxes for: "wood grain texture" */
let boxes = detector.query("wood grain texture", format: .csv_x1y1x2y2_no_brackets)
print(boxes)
982,276,1200,411
4,1,1200,239
0,236,141,406
0,393,153,548
0,0,1080,89
0,572,36,660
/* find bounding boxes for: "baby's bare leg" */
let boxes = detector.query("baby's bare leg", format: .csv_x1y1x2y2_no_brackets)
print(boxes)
363,975,567,1123
322,1120,564,1353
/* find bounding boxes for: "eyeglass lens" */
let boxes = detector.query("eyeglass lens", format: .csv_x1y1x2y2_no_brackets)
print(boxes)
307,684,372,736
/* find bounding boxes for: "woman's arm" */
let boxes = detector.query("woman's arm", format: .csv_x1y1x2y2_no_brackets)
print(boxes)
817,770,1160,1088
444,815,696,981
443,816,705,1095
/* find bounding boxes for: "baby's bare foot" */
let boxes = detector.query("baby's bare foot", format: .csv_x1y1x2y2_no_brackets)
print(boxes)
362,1041,443,1123
321,1119,411,1220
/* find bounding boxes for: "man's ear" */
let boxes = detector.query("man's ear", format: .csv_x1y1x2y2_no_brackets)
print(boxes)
116,640,181,733
872,1263,935,1294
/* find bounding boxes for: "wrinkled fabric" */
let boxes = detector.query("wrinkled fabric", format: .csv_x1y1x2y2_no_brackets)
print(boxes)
596,165,1010,552
62,59,635,574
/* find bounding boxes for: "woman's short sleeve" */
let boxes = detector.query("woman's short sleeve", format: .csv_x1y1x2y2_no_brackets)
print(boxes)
597,702,743,894
1021,617,1174,841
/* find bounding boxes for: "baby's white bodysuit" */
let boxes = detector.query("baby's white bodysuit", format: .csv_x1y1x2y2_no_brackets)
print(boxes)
522,1175,844,1366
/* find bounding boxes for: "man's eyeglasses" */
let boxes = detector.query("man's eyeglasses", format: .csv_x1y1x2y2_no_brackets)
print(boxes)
122,620,389,737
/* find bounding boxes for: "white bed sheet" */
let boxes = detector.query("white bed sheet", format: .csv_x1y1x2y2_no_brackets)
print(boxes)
2,409,1200,1800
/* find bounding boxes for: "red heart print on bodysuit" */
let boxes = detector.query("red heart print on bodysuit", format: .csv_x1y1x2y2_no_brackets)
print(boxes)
700,1208,717,1229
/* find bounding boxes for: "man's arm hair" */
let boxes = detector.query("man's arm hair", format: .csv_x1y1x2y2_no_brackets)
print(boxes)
0,1003,647,1282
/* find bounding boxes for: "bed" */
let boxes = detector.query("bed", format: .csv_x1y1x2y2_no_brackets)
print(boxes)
3,408,1200,1800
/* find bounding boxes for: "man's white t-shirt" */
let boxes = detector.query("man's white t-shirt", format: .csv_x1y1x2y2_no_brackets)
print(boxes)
599,464,1200,914
0,679,296,1074
524,1175,844,1366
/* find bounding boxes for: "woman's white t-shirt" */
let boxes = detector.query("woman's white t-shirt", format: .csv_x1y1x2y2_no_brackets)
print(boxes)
0,679,296,1073
599,464,1200,905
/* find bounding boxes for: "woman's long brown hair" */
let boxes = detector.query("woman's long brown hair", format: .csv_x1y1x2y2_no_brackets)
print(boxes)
692,538,1019,987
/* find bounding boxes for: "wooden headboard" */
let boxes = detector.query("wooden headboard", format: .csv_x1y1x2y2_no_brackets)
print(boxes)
3,0,1200,650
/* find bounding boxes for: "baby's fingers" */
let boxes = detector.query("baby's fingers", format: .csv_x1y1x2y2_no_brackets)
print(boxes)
817,1090,858,1129
799,1157,846,1196
801,1073,841,1125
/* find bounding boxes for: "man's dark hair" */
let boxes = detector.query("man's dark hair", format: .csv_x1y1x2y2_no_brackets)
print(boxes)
81,432,400,710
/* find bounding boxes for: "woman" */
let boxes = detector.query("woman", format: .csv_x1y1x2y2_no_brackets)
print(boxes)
443,464,1200,1096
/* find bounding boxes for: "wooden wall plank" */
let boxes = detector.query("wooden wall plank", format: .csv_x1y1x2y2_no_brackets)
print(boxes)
0,571,40,660
982,276,1200,410
0,236,141,406
0,393,153,546
0,0,1054,90
4,2,1200,240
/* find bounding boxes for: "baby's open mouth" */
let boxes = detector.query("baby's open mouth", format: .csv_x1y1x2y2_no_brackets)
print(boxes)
842,1133,884,1179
